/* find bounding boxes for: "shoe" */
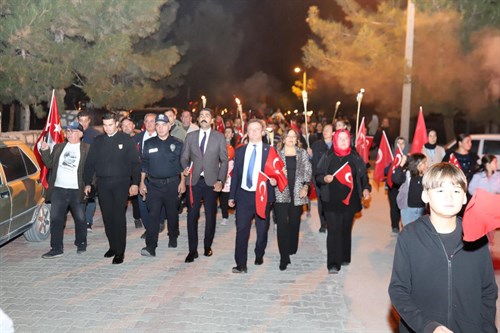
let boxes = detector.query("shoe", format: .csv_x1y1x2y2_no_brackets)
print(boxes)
141,247,156,257
112,254,124,264
341,261,350,266
279,262,288,271
104,249,115,258
204,247,213,257
328,264,341,274
134,219,143,228
42,249,64,259
232,265,247,273
254,257,264,265
77,246,87,254
220,218,228,226
168,238,177,248
319,227,326,233
159,221,166,233
140,231,147,239
185,251,199,263
392,228,399,235
87,224,93,232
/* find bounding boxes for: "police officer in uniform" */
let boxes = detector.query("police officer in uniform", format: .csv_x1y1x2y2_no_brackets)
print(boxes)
139,114,186,257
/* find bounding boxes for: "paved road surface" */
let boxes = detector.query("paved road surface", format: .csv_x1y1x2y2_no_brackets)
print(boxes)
1,182,499,332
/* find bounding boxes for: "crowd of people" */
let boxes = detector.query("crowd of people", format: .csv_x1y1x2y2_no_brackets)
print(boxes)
37,107,498,332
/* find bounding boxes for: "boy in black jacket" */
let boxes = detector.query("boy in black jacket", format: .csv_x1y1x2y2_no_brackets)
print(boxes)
389,162,497,333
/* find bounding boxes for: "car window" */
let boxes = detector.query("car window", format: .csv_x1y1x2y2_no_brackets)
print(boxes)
20,149,38,175
483,140,500,155
471,140,480,154
0,147,28,182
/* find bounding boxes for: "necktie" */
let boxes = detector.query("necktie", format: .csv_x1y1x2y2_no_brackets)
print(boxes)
246,144,257,188
200,131,207,156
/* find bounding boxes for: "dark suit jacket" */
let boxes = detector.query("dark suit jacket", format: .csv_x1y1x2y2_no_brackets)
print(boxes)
181,129,228,186
132,131,156,158
40,141,90,203
229,143,276,203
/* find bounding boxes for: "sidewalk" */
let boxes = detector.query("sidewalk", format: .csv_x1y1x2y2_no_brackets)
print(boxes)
1,185,498,332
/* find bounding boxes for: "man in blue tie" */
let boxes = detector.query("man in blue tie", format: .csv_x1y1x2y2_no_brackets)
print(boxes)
181,108,228,263
229,119,277,273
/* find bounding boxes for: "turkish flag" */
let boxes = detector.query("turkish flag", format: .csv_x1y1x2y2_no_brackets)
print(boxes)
449,153,461,169
410,107,428,154
216,117,225,133
463,189,500,242
256,171,268,219
264,146,288,192
387,146,404,188
373,131,393,184
33,90,65,189
355,117,369,163
333,161,353,205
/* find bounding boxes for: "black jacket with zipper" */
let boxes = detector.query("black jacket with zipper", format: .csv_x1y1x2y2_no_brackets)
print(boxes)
389,215,497,333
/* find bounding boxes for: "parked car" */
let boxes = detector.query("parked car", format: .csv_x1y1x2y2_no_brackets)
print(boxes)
0,139,50,246
445,134,500,169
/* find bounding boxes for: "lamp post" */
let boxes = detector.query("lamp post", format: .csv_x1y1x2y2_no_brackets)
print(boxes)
294,67,307,91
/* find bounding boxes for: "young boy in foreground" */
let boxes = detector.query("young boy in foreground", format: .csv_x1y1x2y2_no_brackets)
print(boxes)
389,162,497,333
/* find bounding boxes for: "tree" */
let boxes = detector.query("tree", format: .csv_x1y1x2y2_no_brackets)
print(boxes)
0,0,182,130
303,0,500,141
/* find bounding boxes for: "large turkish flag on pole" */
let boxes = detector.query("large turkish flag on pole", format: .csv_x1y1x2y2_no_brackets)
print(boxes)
33,90,65,189
355,116,369,164
373,131,393,184
410,107,427,154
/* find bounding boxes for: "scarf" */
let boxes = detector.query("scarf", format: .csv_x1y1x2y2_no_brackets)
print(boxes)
424,143,436,150
333,129,351,157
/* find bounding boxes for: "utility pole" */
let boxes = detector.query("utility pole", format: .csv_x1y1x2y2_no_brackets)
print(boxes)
400,0,415,139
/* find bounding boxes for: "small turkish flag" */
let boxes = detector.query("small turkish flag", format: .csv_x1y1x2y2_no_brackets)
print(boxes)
333,161,353,205
355,117,369,163
373,131,393,184
387,146,404,188
463,189,500,242
256,171,268,219
449,153,461,169
264,146,288,192
410,107,428,154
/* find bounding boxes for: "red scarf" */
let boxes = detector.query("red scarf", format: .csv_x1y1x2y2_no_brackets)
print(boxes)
333,129,352,157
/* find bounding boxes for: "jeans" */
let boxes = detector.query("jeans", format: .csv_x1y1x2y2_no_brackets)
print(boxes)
401,207,425,227
50,187,87,251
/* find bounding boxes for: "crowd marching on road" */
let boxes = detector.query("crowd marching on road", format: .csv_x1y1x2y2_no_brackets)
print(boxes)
4,106,496,333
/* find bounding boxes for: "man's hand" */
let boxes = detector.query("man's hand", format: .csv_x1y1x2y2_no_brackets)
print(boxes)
139,181,147,196
323,174,334,183
178,182,186,194
433,326,453,333
269,178,277,186
228,199,235,208
213,181,223,192
362,189,370,200
129,184,139,196
40,137,49,151
183,167,191,177
84,185,91,196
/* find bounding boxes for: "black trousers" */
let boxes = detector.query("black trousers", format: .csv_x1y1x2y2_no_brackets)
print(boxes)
219,191,230,219
97,177,130,256
387,187,400,230
324,210,355,268
146,177,180,250
274,202,302,264
187,178,218,253
313,179,327,228
129,195,140,220
234,189,271,268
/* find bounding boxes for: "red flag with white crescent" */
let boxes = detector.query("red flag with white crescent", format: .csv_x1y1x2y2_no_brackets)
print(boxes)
256,171,268,219
263,146,288,192
387,146,404,188
33,90,65,189
355,117,369,163
333,161,353,205
410,107,428,154
373,131,393,184
449,153,461,169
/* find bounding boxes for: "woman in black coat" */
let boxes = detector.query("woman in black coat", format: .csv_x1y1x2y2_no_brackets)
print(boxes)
315,129,371,274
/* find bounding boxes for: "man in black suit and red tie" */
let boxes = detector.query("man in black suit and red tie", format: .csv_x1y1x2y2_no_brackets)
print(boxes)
229,119,277,273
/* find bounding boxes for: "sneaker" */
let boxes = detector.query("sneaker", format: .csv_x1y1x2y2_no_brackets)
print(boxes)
77,246,86,254
134,219,143,228
220,218,228,226
168,238,177,248
87,224,93,232
141,247,156,257
42,249,64,259
392,228,399,236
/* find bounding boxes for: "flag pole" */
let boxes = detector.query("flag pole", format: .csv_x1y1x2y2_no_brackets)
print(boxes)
45,89,56,131
302,89,309,149
355,88,365,142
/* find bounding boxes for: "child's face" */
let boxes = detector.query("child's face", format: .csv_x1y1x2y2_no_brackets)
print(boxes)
422,180,467,219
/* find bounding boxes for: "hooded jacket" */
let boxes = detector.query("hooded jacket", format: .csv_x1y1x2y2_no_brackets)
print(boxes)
389,215,497,333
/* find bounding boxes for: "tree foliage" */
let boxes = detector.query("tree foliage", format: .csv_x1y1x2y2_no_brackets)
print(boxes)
0,0,182,129
303,0,500,138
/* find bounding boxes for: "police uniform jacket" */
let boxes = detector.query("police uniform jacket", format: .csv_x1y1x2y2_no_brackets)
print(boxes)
142,135,183,179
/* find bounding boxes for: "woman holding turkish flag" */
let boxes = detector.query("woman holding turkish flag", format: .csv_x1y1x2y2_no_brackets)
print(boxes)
315,129,371,274
274,128,312,271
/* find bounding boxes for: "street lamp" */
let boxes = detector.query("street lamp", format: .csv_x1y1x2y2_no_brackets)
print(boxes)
294,67,307,92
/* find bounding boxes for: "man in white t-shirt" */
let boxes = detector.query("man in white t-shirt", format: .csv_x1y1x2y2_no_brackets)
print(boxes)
40,122,91,258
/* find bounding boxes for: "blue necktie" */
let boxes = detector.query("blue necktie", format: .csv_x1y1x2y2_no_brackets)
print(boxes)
246,144,257,188
200,131,207,156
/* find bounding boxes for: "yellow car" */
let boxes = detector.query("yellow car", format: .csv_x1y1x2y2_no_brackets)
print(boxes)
0,139,50,246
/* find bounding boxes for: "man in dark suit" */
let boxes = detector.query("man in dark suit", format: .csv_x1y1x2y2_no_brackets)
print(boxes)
229,119,277,273
181,108,228,263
